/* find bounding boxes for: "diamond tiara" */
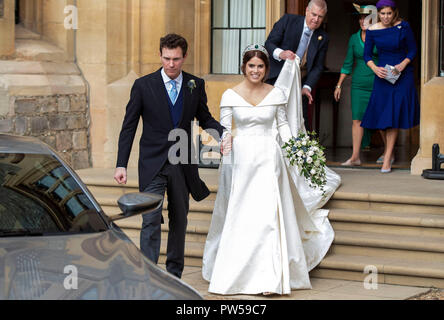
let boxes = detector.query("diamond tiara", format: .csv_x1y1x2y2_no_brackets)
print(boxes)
242,44,269,59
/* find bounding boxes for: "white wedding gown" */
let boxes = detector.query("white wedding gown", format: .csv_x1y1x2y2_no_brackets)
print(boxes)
202,59,341,295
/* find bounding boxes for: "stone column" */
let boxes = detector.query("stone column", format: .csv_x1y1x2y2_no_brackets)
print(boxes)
0,0,15,57
411,0,444,175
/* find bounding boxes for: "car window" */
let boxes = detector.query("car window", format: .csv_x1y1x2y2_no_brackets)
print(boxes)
0,153,108,236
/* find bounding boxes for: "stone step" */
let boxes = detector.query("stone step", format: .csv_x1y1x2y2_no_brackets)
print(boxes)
0,74,86,96
116,215,211,237
329,188,444,215
333,230,444,253
0,61,80,75
121,229,204,267
96,194,215,215
330,244,444,263
113,206,444,244
122,227,444,287
15,25,41,40
312,253,444,288
331,221,444,239
118,226,444,264
89,184,217,201
15,39,67,62
78,168,219,192
104,206,211,222
329,208,444,228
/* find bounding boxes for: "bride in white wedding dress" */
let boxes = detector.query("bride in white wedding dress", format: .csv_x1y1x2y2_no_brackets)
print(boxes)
202,45,341,295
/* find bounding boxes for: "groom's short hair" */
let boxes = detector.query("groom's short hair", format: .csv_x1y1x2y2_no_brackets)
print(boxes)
160,34,188,57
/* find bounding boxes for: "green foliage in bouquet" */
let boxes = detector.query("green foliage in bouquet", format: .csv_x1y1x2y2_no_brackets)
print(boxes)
282,131,327,194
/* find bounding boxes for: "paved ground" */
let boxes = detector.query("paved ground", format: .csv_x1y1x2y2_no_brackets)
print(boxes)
79,167,444,300
159,265,432,300
408,288,444,300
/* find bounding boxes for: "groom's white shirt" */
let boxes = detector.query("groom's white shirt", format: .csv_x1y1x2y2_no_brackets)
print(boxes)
161,68,183,94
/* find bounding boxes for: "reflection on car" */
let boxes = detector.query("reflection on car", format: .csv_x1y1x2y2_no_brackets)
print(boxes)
0,134,203,300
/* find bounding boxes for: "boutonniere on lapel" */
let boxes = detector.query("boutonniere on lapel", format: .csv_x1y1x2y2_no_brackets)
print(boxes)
318,36,323,41
188,79,196,94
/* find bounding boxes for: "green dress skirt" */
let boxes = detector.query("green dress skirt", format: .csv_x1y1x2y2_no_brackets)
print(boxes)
341,30,378,147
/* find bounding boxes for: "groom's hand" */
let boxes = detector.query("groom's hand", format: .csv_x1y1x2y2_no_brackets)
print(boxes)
114,167,127,184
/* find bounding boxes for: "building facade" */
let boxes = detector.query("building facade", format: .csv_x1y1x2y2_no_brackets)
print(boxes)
0,0,442,174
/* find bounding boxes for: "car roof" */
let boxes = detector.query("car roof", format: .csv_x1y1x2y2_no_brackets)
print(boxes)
0,134,54,155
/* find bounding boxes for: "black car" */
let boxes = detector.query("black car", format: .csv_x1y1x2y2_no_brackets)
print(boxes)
0,134,202,300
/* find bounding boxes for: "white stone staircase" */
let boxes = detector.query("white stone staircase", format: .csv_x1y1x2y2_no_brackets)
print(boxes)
0,25,84,98
77,167,444,289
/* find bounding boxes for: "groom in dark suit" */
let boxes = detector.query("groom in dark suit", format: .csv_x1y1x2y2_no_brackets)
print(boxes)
265,0,328,130
114,34,224,279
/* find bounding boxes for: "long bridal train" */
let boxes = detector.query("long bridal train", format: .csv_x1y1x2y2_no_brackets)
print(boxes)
202,59,341,295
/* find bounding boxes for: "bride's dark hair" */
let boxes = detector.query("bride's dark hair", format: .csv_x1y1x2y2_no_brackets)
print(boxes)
241,50,270,82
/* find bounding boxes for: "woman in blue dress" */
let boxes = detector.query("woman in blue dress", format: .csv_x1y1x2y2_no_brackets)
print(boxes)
361,0,420,173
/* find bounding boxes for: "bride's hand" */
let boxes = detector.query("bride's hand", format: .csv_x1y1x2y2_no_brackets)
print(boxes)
221,134,232,155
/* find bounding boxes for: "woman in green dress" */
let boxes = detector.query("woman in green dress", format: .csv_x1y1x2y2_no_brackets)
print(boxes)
334,4,379,166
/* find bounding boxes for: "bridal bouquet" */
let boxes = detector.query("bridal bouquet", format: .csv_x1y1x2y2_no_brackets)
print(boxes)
282,132,327,194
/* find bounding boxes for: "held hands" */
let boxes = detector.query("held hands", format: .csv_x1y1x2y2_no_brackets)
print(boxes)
279,50,296,61
220,133,233,156
114,167,127,185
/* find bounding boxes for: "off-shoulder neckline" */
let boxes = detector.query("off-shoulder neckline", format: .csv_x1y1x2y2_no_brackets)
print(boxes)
228,87,277,107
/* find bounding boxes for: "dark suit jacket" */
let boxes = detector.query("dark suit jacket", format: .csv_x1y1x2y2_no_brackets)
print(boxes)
116,69,224,201
265,14,329,89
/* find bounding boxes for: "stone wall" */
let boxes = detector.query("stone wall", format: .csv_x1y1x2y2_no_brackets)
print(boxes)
0,93,90,169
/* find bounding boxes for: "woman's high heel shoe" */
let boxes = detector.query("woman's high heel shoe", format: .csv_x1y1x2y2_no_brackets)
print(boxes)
341,159,361,166
377,156,395,165
381,167,392,173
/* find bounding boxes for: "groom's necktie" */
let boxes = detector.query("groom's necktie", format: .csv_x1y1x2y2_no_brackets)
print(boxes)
168,79,178,104
296,28,312,61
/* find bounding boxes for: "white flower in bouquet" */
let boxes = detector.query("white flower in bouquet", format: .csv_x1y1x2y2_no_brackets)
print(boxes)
282,131,327,195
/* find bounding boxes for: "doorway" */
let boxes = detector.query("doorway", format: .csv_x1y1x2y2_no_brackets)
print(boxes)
286,0,422,170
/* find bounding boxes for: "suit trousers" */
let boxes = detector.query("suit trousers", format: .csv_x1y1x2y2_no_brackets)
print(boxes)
141,161,189,279
266,76,311,130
